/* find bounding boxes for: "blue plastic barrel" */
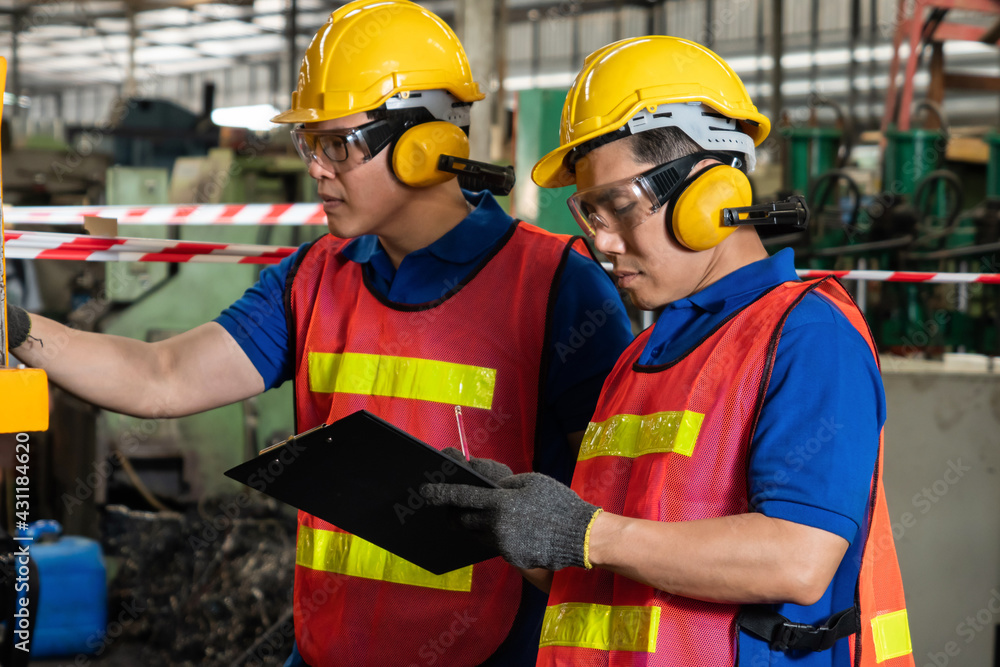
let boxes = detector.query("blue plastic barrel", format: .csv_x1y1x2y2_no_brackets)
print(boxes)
23,521,107,657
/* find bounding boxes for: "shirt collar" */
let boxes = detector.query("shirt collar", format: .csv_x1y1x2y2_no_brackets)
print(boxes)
681,247,799,313
340,190,512,266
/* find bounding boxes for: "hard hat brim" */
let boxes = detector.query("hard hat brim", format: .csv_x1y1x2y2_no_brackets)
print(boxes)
271,108,331,124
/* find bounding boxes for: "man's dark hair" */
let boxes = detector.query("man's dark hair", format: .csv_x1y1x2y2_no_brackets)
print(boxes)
627,126,700,166
626,126,748,174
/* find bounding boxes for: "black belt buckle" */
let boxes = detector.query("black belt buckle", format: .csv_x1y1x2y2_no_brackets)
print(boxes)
772,621,820,652
738,604,859,654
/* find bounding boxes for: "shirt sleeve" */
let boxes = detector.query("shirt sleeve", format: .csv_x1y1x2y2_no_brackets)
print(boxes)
545,248,634,435
748,292,885,544
214,245,308,391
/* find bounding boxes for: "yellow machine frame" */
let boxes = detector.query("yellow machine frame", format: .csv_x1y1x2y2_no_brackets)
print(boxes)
0,56,49,433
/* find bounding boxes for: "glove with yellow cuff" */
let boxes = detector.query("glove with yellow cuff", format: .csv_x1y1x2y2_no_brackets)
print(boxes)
422,458,602,571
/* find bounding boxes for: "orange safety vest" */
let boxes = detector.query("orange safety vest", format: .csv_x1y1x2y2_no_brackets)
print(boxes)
537,278,913,667
288,222,591,667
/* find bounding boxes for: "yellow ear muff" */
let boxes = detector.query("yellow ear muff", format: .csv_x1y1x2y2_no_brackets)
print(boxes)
671,165,753,251
392,121,470,188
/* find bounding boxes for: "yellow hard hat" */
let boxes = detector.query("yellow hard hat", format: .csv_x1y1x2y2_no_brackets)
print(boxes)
271,0,484,124
532,36,770,188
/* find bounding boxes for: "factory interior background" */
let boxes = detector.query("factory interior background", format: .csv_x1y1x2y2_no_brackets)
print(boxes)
1,0,1000,665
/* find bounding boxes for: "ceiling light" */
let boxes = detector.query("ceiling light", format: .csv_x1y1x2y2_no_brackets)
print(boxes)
211,104,280,132
3,92,31,108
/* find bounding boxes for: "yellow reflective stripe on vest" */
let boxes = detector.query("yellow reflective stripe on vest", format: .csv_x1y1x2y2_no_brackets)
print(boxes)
296,525,473,592
871,609,912,662
308,352,496,409
540,602,661,652
578,411,705,461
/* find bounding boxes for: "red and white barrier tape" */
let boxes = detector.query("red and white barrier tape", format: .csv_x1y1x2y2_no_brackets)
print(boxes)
3,231,296,264
6,231,1000,281
795,269,1000,284
3,203,328,226
595,262,1000,285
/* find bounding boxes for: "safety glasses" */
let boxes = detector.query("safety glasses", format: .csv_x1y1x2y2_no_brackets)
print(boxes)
567,151,739,238
290,119,404,174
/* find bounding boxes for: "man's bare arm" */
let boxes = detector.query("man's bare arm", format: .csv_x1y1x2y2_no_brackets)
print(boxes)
13,314,264,418
588,511,849,606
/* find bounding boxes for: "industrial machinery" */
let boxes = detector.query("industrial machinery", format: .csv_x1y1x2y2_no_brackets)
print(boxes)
94,149,318,513
791,96,1000,356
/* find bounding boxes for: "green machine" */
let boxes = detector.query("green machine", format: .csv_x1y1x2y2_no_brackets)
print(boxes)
795,100,958,354
872,103,948,353
883,128,945,198
513,89,578,235
783,126,842,196
98,149,321,504
906,131,1000,354
874,102,1000,355
781,95,860,267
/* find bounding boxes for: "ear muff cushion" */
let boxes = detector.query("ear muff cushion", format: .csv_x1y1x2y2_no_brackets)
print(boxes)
392,121,470,188
671,165,753,251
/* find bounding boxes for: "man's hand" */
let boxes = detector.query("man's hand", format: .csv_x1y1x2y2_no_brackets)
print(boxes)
6,304,31,350
422,472,600,571
440,447,514,483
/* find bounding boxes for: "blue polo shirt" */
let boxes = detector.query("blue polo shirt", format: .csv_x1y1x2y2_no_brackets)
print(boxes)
638,248,884,667
216,190,633,667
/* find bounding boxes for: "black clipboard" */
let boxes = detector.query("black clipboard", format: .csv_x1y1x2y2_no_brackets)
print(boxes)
224,409,499,574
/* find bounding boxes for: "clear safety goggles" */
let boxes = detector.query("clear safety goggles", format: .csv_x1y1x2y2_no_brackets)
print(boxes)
567,151,740,238
290,118,404,174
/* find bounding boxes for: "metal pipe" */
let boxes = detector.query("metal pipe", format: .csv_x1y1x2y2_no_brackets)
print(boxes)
812,235,915,256
531,18,541,85
10,10,21,115
613,0,623,42
957,259,969,353
771,0,784,120
571,12,581,70
868,0,878,128
904,240,1000,260
756,0,765,96
125,5,137,99
286,0,298,98
810,0,819,92
848,0,860,120
706,0,715,49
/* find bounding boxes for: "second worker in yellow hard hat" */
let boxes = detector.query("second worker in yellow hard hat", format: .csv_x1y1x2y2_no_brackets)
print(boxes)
424,35,915,667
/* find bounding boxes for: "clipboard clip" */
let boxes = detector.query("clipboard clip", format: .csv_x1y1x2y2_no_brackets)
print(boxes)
258,423,329,456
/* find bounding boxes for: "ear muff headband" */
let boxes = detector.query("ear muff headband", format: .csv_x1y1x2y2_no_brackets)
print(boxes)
667,163,753,252
391,121,470,188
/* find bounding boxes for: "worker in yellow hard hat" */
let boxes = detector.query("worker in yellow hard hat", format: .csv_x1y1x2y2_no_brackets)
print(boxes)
424,36,915,667
6,2,633,665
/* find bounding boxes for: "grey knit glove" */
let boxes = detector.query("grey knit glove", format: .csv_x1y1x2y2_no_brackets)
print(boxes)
422,472,600,571
6,304,31,350
440,447,514,483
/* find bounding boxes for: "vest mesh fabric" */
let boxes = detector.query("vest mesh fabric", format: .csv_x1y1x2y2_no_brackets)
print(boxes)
289,223,587,666
539,279,912,667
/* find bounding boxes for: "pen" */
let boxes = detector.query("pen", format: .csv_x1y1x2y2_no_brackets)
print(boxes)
454,405,470,461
